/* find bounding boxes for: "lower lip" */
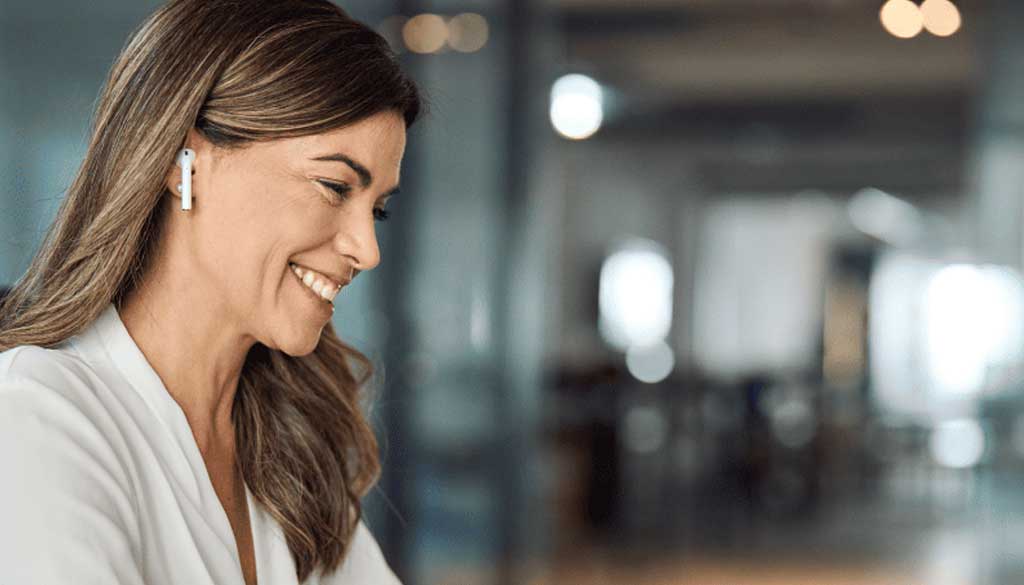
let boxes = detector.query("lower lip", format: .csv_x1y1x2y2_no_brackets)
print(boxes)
290,267,334,314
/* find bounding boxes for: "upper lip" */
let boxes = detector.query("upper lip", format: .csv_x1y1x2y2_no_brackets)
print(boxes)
290,262,351,288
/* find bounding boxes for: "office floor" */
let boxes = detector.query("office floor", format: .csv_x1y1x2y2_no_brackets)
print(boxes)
526,556,917,585
429,553,920,585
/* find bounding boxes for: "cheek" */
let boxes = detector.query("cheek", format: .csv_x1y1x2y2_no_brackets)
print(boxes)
198,180,333,295
198,206,283,293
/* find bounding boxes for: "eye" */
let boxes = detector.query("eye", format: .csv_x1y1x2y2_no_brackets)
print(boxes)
317,179,352,203
318,179,392,222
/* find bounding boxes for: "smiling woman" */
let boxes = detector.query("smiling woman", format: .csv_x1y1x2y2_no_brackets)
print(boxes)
0,1,421,584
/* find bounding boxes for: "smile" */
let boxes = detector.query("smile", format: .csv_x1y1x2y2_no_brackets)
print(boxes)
289,262,341,304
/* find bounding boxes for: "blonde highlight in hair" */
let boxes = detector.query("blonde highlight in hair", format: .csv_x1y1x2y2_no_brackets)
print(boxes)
0,0,421,580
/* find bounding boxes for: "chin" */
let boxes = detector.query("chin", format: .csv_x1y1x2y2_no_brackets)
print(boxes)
267,323,325,357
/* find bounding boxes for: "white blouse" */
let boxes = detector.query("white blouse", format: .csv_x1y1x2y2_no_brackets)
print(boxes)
0,302,402,585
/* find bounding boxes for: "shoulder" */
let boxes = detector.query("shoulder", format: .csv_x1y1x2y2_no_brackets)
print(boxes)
0,343,132,493
0,348,144,583
318,520,402,585
0,342,95,392
0,342,115,432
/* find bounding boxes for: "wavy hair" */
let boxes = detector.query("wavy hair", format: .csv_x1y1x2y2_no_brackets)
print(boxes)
0,0,421,580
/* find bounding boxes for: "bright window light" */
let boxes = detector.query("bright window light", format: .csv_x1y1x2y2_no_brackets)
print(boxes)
925,264,1024,395
871,255,1024,421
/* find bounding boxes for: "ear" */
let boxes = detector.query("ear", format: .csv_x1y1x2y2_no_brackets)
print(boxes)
164,127,213,201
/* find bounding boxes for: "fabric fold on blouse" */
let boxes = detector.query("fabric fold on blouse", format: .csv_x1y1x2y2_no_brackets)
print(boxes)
0,302,400,585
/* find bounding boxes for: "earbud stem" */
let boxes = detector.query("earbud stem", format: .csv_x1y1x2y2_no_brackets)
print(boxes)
177,148,195,211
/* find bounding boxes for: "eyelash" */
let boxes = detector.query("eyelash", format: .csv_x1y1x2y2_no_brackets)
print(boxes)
318,180,391,222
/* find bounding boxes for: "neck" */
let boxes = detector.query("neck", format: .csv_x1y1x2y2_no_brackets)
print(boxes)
118,234,257,456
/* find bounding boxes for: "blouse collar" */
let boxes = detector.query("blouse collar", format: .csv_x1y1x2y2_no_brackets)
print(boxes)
69,302,301,584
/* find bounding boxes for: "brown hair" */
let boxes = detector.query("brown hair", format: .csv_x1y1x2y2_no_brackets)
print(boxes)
0,0,420,580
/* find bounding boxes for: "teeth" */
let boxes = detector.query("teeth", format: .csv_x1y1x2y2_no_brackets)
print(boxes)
289,262,341,304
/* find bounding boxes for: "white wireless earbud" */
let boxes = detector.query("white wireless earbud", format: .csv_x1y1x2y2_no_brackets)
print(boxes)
176,148,196,211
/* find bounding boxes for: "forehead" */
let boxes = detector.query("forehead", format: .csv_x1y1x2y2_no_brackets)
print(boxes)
256,111,407,173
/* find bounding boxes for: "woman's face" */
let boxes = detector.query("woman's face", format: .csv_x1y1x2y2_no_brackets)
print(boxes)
169,110,407,356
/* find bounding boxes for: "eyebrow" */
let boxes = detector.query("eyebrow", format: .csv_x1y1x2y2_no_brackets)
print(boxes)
310,152,401,198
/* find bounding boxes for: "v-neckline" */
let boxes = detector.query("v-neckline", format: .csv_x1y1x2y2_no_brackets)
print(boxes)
84,302,263,585
241,483,260,585
212,455,258,585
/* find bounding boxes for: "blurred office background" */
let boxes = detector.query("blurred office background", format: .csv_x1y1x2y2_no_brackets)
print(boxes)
5,0,1024,583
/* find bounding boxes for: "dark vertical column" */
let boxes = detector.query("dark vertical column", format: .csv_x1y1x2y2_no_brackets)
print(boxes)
495,0,531,582
373,1,420,578
971,0,1024,269
969,4,1024,584
374,177,418,578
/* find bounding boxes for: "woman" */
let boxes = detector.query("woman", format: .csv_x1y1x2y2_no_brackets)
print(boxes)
0,0,420,584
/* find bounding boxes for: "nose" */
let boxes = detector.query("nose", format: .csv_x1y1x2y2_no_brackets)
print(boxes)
332,206,381,273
